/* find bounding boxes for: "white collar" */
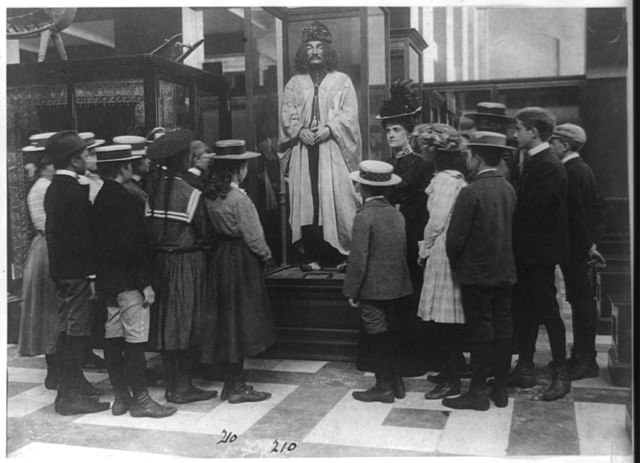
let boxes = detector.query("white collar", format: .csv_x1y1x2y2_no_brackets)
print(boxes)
188,167,201,177
55,169,78,178
561,152,580,164
477,168,498,175
364,195,385,203
230,181,246,194
528,142,550,157
132,174,142,182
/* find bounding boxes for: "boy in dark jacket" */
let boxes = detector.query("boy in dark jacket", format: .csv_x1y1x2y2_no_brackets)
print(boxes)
343,160,413,403
443,132,517,411
93,144,176,418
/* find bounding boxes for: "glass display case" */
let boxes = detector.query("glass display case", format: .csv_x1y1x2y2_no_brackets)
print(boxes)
6,54,231,287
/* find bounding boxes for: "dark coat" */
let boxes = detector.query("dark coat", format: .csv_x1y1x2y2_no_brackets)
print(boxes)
44,174,95,279
92,179,153,297
564,156,606,263
343,198,413,301
512,148,569,266
446,170,517,286
182,170,206,191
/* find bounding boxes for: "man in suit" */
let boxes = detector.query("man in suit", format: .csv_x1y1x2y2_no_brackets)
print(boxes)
182,140,210,191
92,144,176,418
343,160,412,404
549,123,606,380
443,131,517,411
44,130,110,415
508,107,571,401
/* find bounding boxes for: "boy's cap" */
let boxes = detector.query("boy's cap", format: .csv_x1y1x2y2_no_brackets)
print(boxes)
553,123,586,144
350,160,401,186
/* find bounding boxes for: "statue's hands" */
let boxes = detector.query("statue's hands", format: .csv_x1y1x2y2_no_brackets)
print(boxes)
313,126,331,143
299,128,316,146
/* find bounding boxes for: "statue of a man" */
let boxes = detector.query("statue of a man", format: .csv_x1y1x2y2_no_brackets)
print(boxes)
279,21,361,271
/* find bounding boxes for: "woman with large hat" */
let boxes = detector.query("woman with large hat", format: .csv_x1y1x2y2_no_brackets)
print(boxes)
370,79,433,378
416,123,468,400
145,129,217,405
17,132,60,389
199,140,276,403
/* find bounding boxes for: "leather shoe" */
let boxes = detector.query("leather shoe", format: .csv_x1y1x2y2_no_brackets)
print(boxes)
489,385,509,408
130,391,177,418
352,385,394,403
392,375,406,399
424,381,461,400
568,359,599,380
543,366,571,401
427,372,445,384
227,384,271,404
112,390,132,416
166,386,217,404
57,396,110,416
506,361,536,388
443,390,490,411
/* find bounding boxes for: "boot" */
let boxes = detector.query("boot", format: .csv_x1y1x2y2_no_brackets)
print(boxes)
44,354,58,390
130,390,177,418
543,364,571,401
489,338,512,408
506,360,536,388
162,351,177,401
166,350,217,404
112,389,132,416
392,374,406,399
222,359,270,404
424,378,461,399
353,332,395,404
442,384,490,411
567,353,599,380
57,336,110,416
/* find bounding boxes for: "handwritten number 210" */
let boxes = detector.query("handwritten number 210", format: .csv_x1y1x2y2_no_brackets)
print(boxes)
217,429,237,444
271,439,297,453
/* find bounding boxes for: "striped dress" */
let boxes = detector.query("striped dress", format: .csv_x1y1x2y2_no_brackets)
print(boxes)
417,170,467,324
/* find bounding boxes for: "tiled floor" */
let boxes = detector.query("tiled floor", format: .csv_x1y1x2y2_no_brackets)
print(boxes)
5,283,634,460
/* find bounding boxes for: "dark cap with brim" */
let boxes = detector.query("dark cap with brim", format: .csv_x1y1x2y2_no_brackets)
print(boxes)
146,129,194,161
44,130,87,165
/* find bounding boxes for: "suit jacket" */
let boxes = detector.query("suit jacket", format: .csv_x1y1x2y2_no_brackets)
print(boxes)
182,170,206,191
44,174,96,279
446,170,517,286
343,198,413,300
512,148,569,265
564,156,606,263
92,179,153,297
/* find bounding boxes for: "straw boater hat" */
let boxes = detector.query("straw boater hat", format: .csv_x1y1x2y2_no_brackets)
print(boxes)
463,102,514,123
203,140,261,160
466,131,515,150
94,144,142,163
350,160,401,187
146,129,194,161
78,132,106,150
22,132,57,153
146,127,166,145
376,79,422,121
113,135,147,155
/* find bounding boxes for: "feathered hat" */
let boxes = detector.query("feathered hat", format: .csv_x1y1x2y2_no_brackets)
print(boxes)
376,79,422,120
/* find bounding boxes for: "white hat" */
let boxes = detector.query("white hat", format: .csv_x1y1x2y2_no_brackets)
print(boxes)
466,131,515,150
350,160,401,186
113,135,147,155
94,144,143,163
203,139,261,160
21,132,57,152
78,132,106,150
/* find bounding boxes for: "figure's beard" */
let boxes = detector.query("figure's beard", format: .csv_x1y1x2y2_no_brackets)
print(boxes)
308,61,326,71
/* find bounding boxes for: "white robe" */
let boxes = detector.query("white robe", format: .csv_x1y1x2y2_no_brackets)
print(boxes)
279,71,361,255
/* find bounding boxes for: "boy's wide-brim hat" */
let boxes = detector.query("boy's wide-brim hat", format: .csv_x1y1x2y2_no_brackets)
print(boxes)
94,144,143,163
203,139,261,160
113,135,147,155
464,102,514,123
302,21,332,44
350,160,401,186
22,132,57,152
78,132,106,150
44,130,87,165
146,129,194,161
466,131,515,150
